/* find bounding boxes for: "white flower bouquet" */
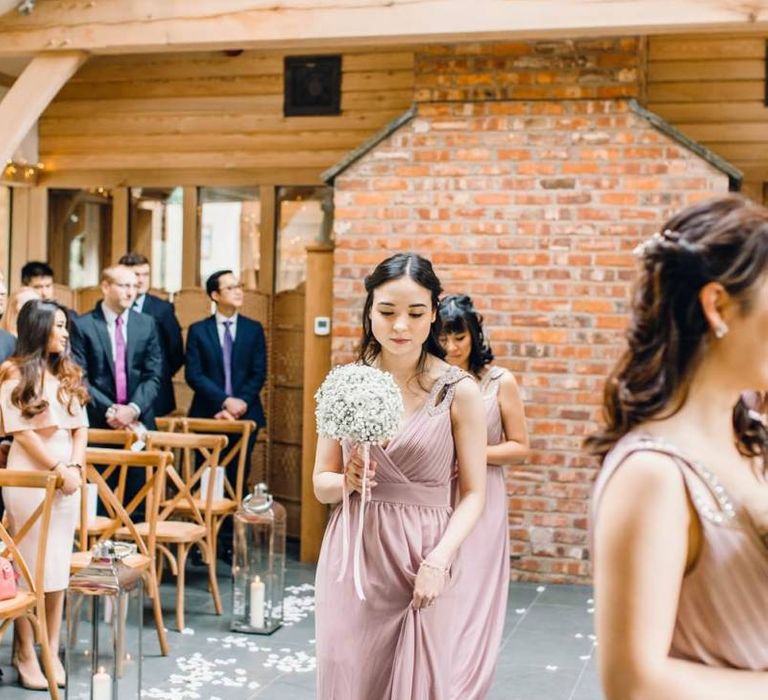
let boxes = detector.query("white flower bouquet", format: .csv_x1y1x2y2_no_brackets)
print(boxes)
315,364,404,599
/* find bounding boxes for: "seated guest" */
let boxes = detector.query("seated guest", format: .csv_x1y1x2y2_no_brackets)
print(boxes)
1,299,88,689
70,265,162,431
185,270,266,557
2,287,41,337
21,261,76,321
118,253,183,418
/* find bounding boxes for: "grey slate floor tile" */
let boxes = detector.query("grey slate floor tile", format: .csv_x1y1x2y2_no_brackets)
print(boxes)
0,550,603,699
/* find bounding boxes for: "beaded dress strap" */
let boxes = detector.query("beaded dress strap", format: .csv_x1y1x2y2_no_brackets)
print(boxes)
606,435,737,525
426,366,472,417
479,366,505,396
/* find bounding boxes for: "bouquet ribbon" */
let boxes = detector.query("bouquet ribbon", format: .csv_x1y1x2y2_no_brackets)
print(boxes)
337,442,369,600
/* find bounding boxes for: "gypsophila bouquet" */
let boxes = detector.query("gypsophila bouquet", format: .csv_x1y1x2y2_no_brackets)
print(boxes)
315,364,403,444
315,364,404,599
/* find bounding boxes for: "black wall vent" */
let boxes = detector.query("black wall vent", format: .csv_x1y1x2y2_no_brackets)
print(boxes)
284,55,342,117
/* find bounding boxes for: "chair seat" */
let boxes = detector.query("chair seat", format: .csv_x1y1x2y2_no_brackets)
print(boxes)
0,590,35,616
115,521,207,543
70,551,151,573
163,498,238,515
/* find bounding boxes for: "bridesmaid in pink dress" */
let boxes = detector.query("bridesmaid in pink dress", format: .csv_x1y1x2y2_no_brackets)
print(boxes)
587,195,768,699
313,254,488,699
2,300,89,690
438,294,529,699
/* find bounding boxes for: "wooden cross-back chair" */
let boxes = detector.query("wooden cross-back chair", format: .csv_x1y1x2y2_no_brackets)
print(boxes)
76,447,173,656
155,417,257,560
76,429,138,551
0,471,61,699
141,430,226,631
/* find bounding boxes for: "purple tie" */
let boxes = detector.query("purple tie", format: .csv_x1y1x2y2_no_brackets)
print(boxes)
223,320,233,396
115,315,128,404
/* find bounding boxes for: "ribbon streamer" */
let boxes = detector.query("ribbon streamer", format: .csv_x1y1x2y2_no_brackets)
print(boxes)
337,441,369,600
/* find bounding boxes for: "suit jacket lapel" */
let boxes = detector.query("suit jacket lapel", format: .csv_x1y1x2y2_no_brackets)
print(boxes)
93,304,115,378
126,310,139,386
206,316,225,379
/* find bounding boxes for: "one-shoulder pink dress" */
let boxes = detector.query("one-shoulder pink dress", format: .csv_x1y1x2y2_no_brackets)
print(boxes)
315,366,470,699
1,374,88,592
450,366,510,699
592,432,768,669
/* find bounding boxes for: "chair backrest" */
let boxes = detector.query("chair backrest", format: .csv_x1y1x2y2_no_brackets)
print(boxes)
153,417,256,503
74,285,102,315
144,431,228,523
83,448,173,556
87,428,137,449
148,288,170,302
172,288,212,332
53,283,75,310
0,471,59,603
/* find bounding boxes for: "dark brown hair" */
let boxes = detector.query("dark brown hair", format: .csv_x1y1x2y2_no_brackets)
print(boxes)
1,300,89,418
438,294,494,376
358,253,446,370
585,195,768,462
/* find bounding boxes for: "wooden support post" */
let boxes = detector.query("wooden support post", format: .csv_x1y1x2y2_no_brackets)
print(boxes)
258,185,276,295
181,186,200,288
0,186,10,282
9,186,48,289
300,242,334,563
110,187,128,264
0,52,87,165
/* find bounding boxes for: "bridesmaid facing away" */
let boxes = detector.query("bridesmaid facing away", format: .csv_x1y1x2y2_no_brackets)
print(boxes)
2,300,88,690
313,253,487,700
438,294,529,700
587,195,768,699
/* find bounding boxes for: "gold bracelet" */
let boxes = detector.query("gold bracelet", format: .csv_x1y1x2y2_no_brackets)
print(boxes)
419,560,449,576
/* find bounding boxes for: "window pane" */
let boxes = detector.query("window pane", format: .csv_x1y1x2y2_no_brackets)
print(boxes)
275,186,333,293
48,188,112,289
199,187,260,288
129,187,183,292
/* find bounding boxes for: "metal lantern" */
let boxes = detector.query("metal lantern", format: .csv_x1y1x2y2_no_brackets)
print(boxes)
66,541,143,700
231,482,286,634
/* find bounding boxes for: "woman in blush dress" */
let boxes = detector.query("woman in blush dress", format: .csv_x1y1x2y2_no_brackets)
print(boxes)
587,195,768,700
313,253,487,700
438,294,529,699
2,300,88,690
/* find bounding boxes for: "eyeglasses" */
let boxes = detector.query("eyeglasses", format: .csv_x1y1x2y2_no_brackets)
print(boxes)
219,283,244,293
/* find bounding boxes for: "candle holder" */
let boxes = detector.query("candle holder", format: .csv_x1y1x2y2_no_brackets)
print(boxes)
231,482,286,634
65,541,143,700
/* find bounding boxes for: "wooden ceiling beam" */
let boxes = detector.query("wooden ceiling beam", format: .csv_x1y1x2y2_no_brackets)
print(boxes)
0,51,87,165
1,1,768,56
0,71,15,88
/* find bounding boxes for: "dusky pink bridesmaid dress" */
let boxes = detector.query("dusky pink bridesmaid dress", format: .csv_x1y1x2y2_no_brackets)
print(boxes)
592,433,768,670
450,366,510,699
315,365,470,699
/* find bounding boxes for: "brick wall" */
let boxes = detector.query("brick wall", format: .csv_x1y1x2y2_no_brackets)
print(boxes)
330,39,730,583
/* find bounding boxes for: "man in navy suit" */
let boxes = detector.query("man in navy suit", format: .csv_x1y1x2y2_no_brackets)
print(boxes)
185,269,267,559
70,265,163,431
119,253,184,418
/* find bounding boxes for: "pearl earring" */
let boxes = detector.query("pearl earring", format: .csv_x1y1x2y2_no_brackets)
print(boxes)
714,323,729,339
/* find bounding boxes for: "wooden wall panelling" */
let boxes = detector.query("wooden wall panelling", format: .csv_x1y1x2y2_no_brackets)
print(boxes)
38,49,416,180
646,33,766,193
9,187,48,289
